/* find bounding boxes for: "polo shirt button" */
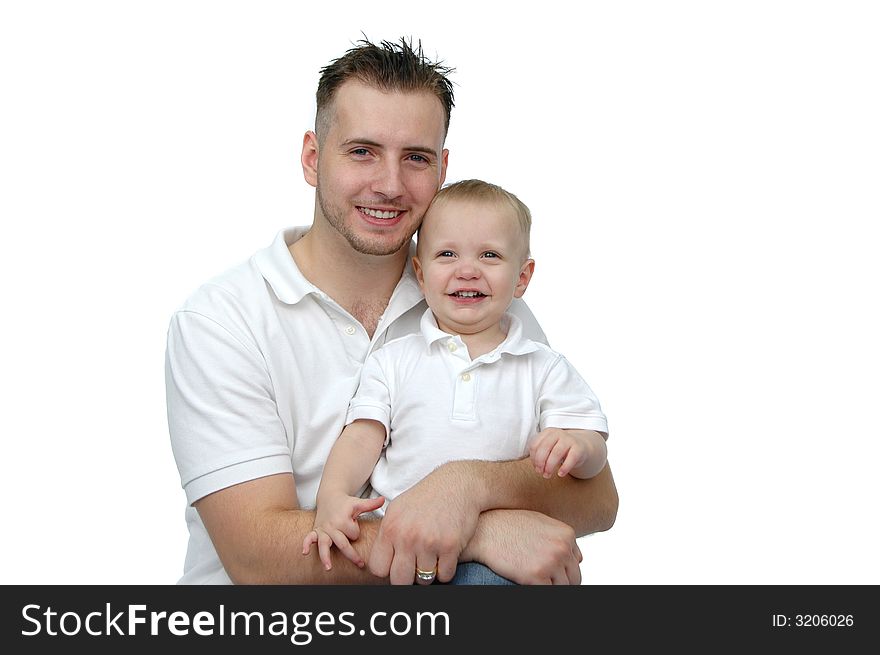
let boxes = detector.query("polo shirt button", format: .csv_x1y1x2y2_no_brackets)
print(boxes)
345,326,356,335
461,373,471,382
447,341,457,352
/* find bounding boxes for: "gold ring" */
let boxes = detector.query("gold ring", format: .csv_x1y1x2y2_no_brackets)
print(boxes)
415,566,437,583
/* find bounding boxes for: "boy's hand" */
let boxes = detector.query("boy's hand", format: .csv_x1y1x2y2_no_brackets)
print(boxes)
529,428,593,478
302,495,385,570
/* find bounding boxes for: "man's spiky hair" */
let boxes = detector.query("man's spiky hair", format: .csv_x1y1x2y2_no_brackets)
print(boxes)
315,37,455,139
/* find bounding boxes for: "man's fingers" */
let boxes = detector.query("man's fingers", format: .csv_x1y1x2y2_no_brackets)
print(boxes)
558,541,582,585
389,550,416,586
367,535,393,578
437,553,457,583
567,558,582,585
566,544,582,585
414,552,438,586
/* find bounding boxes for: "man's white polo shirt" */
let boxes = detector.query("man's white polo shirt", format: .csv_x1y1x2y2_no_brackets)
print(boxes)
165,228,546,583
347,309,609,510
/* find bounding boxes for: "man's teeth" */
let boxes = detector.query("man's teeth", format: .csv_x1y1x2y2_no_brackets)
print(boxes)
360,207,401,219
451,291,485,298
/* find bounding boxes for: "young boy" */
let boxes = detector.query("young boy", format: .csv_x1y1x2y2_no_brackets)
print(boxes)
302,179,609,582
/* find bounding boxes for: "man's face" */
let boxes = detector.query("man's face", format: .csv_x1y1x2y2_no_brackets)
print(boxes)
305,80,448,256
413,198,534,338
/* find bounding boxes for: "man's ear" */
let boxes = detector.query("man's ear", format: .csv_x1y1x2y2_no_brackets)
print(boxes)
438,148,449,187
301,131,319,188
514,259,535,298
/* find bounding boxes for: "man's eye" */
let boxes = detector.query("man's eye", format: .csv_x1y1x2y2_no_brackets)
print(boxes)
351,148,370,156
408,154,428,163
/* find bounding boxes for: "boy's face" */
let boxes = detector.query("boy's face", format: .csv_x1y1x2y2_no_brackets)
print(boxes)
302,80,448,257
413,198,534,337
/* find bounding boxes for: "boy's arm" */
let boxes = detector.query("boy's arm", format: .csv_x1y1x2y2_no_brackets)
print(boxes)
306,420,387,567
315,419,385,502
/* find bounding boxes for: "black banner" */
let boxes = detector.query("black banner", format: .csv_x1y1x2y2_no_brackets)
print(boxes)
2,585,874,652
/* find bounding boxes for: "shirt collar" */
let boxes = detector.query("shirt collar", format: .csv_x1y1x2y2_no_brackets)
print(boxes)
253,227,314,305
253,227,423,310
419,308,540,360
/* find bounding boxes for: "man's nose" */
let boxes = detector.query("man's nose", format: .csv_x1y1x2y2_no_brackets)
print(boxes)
371,158,405,199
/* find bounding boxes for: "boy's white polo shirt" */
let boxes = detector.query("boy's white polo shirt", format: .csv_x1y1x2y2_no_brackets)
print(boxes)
346,309,608,508
166,228,547,583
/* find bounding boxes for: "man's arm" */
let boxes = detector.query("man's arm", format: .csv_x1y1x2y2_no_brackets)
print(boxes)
460,509,585,585
195,472,387,585
197,457,618,584
368,458,617,582
470,458,618,536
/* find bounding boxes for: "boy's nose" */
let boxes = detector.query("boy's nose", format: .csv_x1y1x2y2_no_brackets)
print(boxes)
455,261,480,279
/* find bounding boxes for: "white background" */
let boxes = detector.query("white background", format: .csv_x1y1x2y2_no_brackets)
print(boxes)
2,0,877,584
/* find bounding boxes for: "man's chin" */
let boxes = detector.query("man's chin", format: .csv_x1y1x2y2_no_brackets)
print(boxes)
347,234,413,257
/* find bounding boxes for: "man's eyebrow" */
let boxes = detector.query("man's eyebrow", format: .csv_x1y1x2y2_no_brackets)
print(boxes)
341,139,438,158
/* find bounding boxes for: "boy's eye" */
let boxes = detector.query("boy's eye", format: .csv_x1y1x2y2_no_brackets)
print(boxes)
482,251,499,258
438,250,455,257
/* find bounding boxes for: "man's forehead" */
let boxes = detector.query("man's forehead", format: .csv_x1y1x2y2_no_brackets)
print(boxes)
327,80,447,142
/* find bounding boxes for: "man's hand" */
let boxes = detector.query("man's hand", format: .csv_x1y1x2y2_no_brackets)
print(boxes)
302,495,385,570
368,463,484,585
463,509,584,585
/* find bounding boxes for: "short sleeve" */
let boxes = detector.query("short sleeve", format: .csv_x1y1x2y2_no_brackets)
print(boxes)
345,351,393,444
166,310,292,505
537,356,609,436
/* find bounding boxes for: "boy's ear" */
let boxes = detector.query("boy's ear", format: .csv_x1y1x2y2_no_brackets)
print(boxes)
412,256,426,290
514,259,535,298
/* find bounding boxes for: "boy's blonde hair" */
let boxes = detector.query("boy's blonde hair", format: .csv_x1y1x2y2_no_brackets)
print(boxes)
423,179,532,257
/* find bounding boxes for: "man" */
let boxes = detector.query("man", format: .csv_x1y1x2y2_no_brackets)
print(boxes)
166,38,617,585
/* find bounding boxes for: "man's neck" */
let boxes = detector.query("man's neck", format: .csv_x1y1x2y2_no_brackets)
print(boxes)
289,222,410,335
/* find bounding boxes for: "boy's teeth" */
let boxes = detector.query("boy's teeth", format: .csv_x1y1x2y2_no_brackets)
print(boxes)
361,207,401,219
453,291,483,297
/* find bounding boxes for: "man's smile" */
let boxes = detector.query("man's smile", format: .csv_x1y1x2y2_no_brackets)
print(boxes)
358,206,403,220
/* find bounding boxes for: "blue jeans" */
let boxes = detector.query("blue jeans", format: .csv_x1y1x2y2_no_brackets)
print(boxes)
444,562,517,585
